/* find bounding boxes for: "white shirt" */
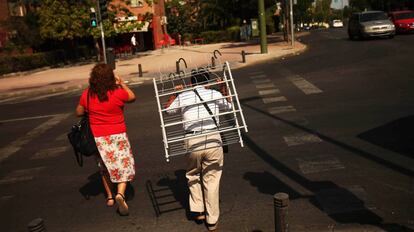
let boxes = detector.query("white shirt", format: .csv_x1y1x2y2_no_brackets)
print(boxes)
166,86,232,131
131,36,136,46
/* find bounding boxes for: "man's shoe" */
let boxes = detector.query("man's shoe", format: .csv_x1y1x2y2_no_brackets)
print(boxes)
207,221,218,231
192,212,206,221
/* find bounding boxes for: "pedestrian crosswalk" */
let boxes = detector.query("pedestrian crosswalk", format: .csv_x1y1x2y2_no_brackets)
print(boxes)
0,113,72,187
248,68,345,175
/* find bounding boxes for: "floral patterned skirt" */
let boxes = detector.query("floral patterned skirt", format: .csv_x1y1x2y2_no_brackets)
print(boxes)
94,132,135,183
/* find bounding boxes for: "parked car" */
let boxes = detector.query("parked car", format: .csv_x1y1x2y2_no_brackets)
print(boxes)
388,10,414,33
331,19,344,28
348,11,395,40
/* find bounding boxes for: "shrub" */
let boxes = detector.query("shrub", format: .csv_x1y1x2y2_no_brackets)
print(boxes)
200,26,240,44
0,47,95,75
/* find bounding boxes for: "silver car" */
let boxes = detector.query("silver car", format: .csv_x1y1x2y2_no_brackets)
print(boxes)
348,11,396,39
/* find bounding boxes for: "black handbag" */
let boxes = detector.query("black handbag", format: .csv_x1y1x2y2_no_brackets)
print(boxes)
67,90,98,166
193,89,229,153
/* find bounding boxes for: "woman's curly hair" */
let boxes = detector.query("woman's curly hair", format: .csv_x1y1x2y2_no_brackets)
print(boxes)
89,64,117,102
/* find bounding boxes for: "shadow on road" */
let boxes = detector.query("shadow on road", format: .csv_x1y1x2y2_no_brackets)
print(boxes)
358,115,414,159
146,170,189,218
240,97,413,231
79,171,135,201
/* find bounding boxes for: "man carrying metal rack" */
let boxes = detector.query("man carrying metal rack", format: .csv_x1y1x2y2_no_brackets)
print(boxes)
164,70,232,231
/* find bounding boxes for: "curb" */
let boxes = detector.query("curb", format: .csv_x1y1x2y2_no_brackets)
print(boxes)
0,43,307,101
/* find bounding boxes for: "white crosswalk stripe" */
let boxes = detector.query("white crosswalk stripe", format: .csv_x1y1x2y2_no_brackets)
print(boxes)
0,113,71,163
287,75,322,95
284,133,322,146
259,89,280,96
31,146,68,160
268,106,296,114
255,83,275,89
262,96,287,104
250,74,267,79
252,79,271,84
0,167,45,185
297,155,345,174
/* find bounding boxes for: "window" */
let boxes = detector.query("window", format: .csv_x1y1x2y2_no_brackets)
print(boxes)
131,0,144,8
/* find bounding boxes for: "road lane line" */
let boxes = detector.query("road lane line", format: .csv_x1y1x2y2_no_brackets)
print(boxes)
284,133,322,146
255,83,275,89
287,75,322,95
250,74,267,79
262,96,287,104
252,79,271,84
31,146,68,160
0,167,45,185
268,106,296,114
258,89,280,96
0,114,63,123
0,113,71,163
297,155,345,174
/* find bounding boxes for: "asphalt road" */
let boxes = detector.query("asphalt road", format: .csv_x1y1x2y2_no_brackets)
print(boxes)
0,28,413,232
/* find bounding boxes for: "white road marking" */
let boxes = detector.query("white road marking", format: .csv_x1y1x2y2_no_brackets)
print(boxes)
284,133,322,146
250,74,267,79
31,146,68,160
252,79,271,84
297,155,345,174
0,113,71,163
55,133,68,141
255,83,275,89
0,167,45,185
0,96,26,104
258,89,280,96
287,75,322,95
268,106,296,114
0,114,62,123
262,96,287,104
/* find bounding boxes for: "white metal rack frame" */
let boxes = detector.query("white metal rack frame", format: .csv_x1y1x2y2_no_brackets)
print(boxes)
153,61,248,162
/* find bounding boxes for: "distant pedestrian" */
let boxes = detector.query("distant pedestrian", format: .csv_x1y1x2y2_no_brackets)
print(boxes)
164,72,232,231
75,64,136,216
131,34,137,55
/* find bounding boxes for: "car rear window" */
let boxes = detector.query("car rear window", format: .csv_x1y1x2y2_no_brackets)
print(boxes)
395,12,414,20
360,12,388,22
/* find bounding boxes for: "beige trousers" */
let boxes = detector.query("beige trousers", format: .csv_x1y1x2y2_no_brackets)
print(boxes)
185,133,223,224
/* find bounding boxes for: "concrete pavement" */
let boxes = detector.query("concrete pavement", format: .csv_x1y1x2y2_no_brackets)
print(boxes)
0,33,307,100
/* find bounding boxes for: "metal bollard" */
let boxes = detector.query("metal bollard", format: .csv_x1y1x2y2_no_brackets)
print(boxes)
176,61,180,74
241,50,246,63
138,64,143,77
274,192,289,232
211,57,216,69
27,218,46,232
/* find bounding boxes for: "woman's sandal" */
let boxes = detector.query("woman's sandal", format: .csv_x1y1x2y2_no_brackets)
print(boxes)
115,193,129,216
106,197,115,207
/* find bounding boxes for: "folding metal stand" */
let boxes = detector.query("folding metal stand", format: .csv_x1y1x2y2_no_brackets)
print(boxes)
153,60,248,162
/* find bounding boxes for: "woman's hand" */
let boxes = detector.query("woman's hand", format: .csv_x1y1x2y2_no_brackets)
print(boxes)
115,75,124,85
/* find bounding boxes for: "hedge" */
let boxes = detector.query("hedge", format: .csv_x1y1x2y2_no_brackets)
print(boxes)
199,26,241,44
0,46,95,76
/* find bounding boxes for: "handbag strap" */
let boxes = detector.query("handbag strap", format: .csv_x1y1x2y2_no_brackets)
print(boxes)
193,89,218,127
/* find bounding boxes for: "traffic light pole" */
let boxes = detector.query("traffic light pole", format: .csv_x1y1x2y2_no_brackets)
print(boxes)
97,0,107,64
289,0,294,47
258,0,268,54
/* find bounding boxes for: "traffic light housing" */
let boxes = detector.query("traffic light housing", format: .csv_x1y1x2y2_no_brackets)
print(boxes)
90,12,98,27
99,0,108,20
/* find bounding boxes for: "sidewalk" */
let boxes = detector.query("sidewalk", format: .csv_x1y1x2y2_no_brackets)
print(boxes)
0,33,308,100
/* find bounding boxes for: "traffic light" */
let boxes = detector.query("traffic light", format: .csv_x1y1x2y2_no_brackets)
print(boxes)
99,0,108,20
90,12,98,27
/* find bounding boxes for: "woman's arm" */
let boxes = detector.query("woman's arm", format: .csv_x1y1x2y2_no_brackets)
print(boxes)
116,75,136,102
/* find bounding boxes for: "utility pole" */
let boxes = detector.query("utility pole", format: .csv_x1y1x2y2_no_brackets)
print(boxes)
289,0,294,47
97,0,107,64
258,0,268,53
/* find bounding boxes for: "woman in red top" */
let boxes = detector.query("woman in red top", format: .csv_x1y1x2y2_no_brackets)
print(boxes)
76,64,135,216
